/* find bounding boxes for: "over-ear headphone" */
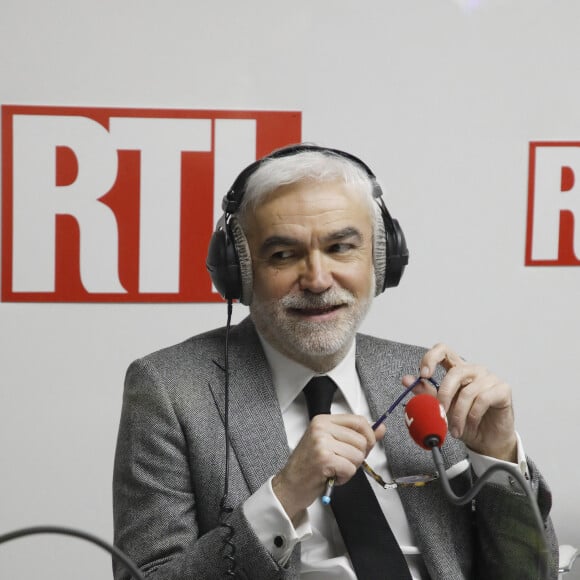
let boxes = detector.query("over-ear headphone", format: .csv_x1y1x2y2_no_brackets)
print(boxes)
206,144,409,305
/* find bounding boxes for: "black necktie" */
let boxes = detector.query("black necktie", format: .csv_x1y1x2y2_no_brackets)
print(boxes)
303,376,412,580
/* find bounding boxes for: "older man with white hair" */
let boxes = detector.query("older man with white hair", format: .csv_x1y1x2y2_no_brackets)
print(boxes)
113,144,558,579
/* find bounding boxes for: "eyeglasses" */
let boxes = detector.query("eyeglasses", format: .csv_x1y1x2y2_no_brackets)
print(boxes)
363,376,440,489
363,462,439,489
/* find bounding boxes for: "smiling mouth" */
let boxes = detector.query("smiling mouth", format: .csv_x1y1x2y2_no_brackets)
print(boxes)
288,304,345,317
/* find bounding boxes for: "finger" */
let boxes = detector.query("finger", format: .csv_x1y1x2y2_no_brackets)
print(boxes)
420,343,464,377
445,374,497,438
331,454,361,485
374,423,387,441
436,364,483,413
331,439,367,468
462,382,513,434
327,414,378,450
311,440,367,486
310,415,375,453
402,374,438,396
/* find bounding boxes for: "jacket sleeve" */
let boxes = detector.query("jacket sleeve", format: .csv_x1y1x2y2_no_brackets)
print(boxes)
112,358,298,580
471,456,559,580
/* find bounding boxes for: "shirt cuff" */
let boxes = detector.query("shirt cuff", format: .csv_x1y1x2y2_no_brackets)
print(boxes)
467,432,530,489
242,476,312,565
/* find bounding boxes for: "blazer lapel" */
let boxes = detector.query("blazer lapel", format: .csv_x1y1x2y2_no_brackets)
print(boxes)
356,335,435,477
208,317,290,495
356,334,471,579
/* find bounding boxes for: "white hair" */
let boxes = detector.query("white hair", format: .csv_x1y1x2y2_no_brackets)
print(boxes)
237,149,378,228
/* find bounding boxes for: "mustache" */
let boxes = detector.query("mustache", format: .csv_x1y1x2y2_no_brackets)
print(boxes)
279,288,356,309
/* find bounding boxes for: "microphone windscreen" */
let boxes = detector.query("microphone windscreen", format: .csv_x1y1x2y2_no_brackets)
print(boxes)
405,394,448,449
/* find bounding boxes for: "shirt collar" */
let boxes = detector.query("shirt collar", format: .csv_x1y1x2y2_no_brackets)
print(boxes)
257,334,362,414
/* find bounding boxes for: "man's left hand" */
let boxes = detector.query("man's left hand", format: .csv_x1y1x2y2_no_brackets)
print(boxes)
403,343,518,462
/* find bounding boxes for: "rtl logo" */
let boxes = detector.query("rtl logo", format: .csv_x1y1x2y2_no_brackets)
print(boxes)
1,105,301,302
527,142,580,265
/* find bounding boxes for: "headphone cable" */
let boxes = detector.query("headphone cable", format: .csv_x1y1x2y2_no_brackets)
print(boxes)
219,298,237,577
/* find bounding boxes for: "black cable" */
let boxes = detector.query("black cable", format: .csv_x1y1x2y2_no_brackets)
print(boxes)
430,445,549,580
0,525,144,580
218,298,237,577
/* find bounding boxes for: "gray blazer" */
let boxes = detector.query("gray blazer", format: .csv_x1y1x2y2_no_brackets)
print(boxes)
113,317,558,579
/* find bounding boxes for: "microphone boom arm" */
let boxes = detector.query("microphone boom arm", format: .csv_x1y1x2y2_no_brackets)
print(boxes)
430,444,550,580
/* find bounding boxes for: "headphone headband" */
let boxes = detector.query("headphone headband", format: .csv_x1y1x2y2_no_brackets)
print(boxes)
222,144,382,215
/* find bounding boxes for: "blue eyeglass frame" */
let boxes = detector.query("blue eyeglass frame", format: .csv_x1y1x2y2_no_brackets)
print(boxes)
371,376,440,430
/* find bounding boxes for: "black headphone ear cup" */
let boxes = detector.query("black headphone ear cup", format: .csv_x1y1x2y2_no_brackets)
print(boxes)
228,217,253,305
205,216,253,304
206,216,243,301
373,202,409,294
385,217,408,289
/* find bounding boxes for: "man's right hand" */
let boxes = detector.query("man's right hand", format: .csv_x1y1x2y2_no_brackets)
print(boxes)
272,414,386,523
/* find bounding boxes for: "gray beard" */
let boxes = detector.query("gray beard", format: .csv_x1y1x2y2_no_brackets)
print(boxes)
250,287,373,371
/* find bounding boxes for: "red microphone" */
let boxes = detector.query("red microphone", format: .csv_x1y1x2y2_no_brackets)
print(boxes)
404,394,448,449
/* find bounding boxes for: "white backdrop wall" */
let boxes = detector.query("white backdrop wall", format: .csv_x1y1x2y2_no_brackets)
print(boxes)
1,1,579,578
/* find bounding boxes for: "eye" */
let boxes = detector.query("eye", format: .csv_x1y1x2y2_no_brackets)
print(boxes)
328,242,354,254
269,249,295,262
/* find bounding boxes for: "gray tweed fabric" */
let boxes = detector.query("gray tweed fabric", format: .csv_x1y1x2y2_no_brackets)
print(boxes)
112,317,558,579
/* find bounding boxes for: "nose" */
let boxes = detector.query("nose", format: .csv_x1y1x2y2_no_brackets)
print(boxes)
298,252,333,293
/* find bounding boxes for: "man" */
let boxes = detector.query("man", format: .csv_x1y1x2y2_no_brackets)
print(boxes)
113,144,558,579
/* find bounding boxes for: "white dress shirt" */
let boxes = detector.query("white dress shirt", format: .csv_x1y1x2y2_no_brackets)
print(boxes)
243,336,529,579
